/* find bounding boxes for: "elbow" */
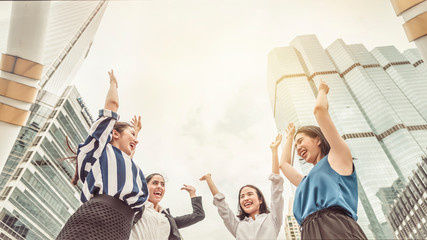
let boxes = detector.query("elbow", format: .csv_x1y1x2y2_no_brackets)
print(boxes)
313,104,327,117
197,212,205,221
105,101,119,112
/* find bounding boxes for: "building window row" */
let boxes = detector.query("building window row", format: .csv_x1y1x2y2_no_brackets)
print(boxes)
341,131,375,140
383,61,411,71
376,124,406,141
309,70,339,80
413,59,424,68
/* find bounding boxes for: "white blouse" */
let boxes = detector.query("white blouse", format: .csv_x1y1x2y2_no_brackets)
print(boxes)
213,173,284,240
130,201,170,240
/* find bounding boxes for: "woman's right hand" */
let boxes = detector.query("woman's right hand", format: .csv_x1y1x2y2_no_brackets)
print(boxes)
199,173,212,181
108,69,118,88
318,79,329,94
285,122,295,140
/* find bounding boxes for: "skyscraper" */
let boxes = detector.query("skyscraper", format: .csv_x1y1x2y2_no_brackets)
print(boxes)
388,156,427,239
0,0,107,191
0,86,92,240
267,35,427,239
0,1,107,239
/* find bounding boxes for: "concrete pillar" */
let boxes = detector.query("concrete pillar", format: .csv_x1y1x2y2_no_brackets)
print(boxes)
391,0,427,64
0,2,50,172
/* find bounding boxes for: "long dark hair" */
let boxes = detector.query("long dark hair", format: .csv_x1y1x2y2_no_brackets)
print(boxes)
295,125,330,157
70,121,132,185
237,184,270,220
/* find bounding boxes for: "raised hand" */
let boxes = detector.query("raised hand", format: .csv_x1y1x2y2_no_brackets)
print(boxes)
131,115,142,134
270,134,282,150
318,79,329,94
181,184,197,198
199,173,218,196
199,173,212,181
108,69,118,88
285,122,296,140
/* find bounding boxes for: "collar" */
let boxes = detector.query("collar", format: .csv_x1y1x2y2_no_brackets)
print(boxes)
145,201,165,213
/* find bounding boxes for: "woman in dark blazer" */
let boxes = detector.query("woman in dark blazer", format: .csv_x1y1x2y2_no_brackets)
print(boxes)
130,173,205,240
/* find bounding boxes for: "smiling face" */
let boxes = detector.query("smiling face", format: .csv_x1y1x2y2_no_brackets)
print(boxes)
239,186,261,218
147,175,165,205
111,125,138,156
295,132,322,165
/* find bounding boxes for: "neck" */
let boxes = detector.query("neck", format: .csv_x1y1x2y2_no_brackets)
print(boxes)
150,201,160,212
313,154,325,165
249,211,259,220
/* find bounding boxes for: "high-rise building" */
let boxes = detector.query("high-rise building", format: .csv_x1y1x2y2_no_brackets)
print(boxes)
390,0,427,65
0,0,107,191
267,34,427,239
284,197,301,240
0,86,92,240
0,1,106,239
388,156,427,239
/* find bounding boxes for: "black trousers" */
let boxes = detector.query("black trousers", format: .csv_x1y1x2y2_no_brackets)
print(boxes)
56,195,135,240
301,207,368,240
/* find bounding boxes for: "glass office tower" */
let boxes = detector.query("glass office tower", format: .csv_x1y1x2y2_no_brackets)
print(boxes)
0,1,107,191
0,86,92,240
267,35,427,239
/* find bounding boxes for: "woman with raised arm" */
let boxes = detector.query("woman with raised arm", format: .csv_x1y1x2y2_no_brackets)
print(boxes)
200,134,284,240
279,80,367,239
130,173,205,240
57,70,148,240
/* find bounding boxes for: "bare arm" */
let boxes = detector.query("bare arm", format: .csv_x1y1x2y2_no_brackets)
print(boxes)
199,174,219,196
270,134,282,174
279,123,304,186
105,70,119,112
314,80,353,175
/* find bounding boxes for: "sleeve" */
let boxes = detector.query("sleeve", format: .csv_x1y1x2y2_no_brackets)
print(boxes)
77,109,119,181
174,196,205,229
269,173,285,233
213,193,239,238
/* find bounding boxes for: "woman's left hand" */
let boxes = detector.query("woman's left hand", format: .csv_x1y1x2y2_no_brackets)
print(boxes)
131,115,142,134
181,184,197,198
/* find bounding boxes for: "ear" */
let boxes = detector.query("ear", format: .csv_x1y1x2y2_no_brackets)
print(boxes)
316,136,321,146
112,129,120,140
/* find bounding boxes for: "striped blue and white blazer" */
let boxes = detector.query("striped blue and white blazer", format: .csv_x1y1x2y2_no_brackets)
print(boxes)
77,109,148,211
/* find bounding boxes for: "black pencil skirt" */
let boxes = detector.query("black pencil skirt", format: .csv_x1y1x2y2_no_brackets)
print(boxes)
301,207,368,240
56,194,135,240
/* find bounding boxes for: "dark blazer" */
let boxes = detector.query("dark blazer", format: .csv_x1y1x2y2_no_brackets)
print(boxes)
162,196,205,240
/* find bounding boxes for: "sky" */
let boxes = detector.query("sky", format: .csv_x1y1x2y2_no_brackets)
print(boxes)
70,0,416,239
0,0,417,239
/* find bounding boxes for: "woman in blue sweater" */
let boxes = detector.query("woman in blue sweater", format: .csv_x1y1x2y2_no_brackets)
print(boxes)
279,80,367,239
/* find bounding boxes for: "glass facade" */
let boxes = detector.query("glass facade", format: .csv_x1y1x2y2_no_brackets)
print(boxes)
0,86,92,240
267,35,427,239
0,1,107,192
0,2,106,239
388,157,427,239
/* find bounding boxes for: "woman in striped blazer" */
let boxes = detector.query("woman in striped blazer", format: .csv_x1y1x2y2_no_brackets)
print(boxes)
57,70,148,240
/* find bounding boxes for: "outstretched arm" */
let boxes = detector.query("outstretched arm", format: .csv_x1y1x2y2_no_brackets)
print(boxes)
270,134,282,174
199,174,219,196
201,174,239,237
173,184,205,229
279,123,304,186
105,70,119,112
314,80,353,175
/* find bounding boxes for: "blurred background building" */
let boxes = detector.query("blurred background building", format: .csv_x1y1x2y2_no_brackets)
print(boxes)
387,156,427,239
0,1,107,239
267,34,427,239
